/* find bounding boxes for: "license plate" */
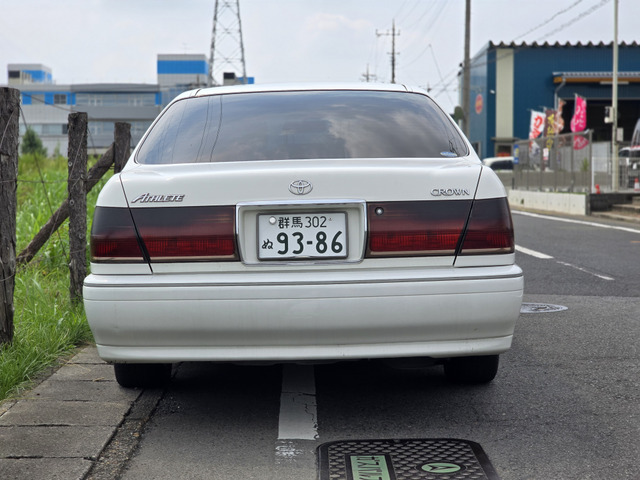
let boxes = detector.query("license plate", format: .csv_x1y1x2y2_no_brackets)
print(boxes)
258,212,347,260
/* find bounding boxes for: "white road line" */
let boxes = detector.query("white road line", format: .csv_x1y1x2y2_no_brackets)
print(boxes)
277,364,318,441
513,210,640,234
515,245,553,259
556,261,615,281
515,244,615,281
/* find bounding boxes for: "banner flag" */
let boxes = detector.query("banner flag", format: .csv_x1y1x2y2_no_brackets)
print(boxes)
571,95,587,132
529,111,545,139
570,95,588,150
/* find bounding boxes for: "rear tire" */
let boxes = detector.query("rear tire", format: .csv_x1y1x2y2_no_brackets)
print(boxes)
113,363,172,388
443,355,499,384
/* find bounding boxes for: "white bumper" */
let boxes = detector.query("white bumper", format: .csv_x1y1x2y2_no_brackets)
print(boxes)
83,264,523,363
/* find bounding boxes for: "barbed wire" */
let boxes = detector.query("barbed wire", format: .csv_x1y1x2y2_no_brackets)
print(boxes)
0,98,115,285
19,106,69,264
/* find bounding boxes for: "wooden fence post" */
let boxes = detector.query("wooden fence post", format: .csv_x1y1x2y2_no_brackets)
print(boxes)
16,145,114,266
114,122,131,174
67,112,87,304
0,88,20,345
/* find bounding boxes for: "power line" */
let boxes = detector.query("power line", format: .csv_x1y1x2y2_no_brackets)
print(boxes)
514,0,586,41
430,0,614,105
534,0,612,42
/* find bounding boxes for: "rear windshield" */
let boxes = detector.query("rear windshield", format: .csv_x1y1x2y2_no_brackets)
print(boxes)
136,90,468,164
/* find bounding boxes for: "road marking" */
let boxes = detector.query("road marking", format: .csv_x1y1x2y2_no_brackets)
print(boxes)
275,364,318,463
277,364,318,441
556,261,615,281
516,244,615,281
515,245,553,259
513,210,640,234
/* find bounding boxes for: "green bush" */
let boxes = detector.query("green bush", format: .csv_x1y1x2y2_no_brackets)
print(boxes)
20,127,48,157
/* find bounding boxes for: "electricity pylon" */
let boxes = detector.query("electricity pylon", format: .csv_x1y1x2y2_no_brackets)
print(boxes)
209,0,247,86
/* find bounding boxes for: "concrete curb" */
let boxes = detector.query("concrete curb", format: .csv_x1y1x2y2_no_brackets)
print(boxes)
0,346,156,480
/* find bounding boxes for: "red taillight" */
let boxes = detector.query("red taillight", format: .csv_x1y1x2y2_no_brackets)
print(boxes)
90,207,146,262
90,206,238,263
366,198,514,258
459,198,514,255
367,201,471,257
131,206,237,261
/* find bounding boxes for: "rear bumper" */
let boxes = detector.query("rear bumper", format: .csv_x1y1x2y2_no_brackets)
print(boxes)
83,264,523,363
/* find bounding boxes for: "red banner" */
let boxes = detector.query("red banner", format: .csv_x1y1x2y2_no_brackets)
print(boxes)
570,95,588,150
570,95,587,132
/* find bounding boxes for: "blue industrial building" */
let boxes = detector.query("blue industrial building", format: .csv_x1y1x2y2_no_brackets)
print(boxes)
6,54,217,154
466,42,640,159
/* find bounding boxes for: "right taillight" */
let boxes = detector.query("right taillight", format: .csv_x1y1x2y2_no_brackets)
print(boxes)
458,198,514,255
365,198,514,258
366,200,472,257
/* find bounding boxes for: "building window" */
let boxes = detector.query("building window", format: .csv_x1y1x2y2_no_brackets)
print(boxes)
29,94,45,105
8,70,20,79
18,124,66,136
54,94,67,105
76,92,156,107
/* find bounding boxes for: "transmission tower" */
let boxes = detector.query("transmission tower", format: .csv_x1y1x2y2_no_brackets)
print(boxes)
209,0,247,86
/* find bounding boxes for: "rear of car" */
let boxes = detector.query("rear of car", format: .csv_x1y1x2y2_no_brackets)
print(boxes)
83,84,523,387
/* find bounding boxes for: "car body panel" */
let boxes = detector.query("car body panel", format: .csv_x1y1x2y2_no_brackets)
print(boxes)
84,263,523,362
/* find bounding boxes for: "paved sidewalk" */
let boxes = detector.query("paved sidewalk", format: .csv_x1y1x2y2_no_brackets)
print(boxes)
0,346,141,480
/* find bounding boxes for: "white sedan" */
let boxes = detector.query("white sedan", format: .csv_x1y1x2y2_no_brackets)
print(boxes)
83,83,523,387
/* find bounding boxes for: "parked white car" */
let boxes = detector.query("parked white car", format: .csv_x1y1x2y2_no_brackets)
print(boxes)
482,156,514,171
83,83,523,387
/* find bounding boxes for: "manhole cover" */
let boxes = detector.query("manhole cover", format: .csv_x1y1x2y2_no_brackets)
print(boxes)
520,303,568,314
318,438,500,480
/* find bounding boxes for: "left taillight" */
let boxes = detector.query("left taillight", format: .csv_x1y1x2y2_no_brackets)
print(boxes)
131,206,237,262
90,207,146,263
90,205,238,263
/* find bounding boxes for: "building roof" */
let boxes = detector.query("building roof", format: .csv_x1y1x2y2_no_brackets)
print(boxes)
488,41,640,49
552,71,640,84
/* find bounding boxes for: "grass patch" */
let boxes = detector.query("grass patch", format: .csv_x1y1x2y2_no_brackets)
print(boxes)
0,153,111,401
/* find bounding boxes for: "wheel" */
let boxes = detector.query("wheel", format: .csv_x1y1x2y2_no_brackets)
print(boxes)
113,363,172,388
443,355,499,384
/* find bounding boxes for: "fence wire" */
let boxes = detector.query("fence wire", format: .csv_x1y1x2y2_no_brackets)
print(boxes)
1,103,118,286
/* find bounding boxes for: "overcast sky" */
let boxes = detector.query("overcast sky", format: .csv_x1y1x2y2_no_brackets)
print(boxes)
1,0,637,113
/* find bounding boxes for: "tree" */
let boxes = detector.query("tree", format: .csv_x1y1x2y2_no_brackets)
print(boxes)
20,127,48,157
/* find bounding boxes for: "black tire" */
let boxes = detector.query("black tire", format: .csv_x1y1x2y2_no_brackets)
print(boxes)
443,355,499,384
113,363,172,388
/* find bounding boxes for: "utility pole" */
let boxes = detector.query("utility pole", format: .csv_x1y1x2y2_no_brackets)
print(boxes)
461,0,471,136
209,0,247,86
376,20,400,83
611,0,619,191
361,64,377,83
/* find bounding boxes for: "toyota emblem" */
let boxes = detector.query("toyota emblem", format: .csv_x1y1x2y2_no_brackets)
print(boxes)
289,180,313,195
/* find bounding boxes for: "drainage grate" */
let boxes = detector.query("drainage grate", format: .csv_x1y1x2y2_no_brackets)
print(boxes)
318,438,500,480
520,303,568,314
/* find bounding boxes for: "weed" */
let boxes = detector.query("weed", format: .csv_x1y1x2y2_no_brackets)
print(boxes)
0,154,111,401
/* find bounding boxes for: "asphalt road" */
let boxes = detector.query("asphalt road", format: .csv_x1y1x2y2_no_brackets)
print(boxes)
114,211,640,480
